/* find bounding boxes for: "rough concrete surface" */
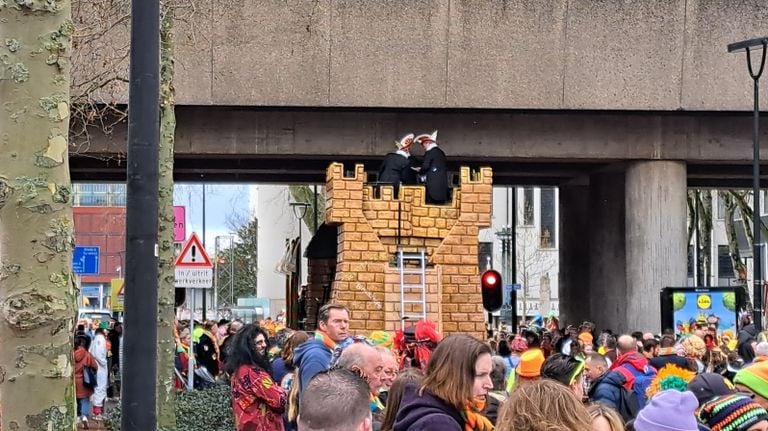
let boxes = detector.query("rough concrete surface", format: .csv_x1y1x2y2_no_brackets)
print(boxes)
446,0,568,108
625,161,687,333
563,0,687,110
681,0,768,111
173,0,214,105
328,0,450,107
71,0,768,110
211,0,332,105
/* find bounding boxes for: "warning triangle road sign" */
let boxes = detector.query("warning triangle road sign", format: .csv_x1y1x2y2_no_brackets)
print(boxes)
175,232,213,268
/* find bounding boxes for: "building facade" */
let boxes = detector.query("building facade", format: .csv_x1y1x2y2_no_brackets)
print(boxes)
479,186,560,324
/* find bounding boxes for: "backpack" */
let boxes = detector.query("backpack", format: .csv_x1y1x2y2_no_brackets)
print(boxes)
83,365,97,389
615,364,657,409
614,384,640,423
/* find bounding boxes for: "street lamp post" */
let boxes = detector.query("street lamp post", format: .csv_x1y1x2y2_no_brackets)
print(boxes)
495,225,514,330
290,202,310,327
728,36,768,331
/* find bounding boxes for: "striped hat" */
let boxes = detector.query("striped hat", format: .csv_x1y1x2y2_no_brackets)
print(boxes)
735,361,768,400
697,394,768,431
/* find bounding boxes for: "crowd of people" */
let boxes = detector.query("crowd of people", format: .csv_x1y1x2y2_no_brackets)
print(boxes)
70,305,768,431
73,319,123,427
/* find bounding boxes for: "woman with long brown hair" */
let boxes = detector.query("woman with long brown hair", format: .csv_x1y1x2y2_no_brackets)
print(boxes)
394,334,494,431
496,379,593,431
380,369,423,431
272,330,310,388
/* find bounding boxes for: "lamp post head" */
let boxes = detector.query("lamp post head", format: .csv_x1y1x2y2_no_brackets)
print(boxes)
289,202,310,219
728,37,768,54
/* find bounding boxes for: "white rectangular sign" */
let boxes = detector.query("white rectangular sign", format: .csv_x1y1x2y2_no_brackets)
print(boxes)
175,268,213,288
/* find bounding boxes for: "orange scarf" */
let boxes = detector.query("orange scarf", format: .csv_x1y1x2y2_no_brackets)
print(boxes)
460,397,494,431
314,330,336,351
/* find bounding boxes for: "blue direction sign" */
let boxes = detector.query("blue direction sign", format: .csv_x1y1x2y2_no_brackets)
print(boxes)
73,246,100,275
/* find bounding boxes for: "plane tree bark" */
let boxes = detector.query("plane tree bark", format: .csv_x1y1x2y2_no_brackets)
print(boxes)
0,0,77,429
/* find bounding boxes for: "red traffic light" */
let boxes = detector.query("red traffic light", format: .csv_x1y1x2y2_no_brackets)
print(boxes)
483,271,498,286
481,269,502,312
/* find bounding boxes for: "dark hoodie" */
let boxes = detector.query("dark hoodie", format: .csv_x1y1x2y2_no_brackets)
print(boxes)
293,339,332,393
738,324,757,363
393,384,463,431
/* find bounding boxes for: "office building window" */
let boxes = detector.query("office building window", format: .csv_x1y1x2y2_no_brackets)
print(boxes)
717,193,725,220
718,245,735,280
540,187,556,249
73,183,126,207
522,187,534,226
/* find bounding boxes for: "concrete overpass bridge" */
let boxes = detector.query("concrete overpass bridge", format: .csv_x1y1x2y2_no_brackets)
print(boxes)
69,0,768,332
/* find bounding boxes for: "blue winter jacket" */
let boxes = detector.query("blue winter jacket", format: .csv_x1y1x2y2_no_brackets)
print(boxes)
293,339,332,393
588,370,628,410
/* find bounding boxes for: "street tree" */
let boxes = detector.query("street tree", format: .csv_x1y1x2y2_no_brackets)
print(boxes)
156,1,178,428
0,0,77,429
216,218,260,306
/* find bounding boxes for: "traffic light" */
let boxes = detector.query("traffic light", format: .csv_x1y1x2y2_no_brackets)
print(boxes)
481,269,503,312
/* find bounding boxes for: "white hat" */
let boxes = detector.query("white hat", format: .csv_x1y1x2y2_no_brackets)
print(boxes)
395,133,414,150
415,130,438,145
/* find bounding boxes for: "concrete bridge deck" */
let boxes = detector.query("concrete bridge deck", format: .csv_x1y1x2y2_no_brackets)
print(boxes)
71,106,768,187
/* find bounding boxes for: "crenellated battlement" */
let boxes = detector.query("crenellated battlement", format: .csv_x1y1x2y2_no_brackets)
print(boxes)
324,163,493,337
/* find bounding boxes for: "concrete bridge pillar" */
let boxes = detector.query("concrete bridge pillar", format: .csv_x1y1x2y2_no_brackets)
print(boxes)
559,162,686,334
624,161,688,333
558,184,591,326
588,173,628,333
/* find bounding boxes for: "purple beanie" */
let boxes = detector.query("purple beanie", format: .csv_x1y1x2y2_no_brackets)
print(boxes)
634,390,700,431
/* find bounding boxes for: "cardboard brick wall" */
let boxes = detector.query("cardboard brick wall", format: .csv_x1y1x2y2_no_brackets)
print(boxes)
325,163,492,339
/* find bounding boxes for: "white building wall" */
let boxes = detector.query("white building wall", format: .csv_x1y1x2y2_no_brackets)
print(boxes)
249,185,310,315
479,186,560,321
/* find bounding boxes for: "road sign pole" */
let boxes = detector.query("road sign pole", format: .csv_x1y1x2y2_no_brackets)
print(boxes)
188,289,195,390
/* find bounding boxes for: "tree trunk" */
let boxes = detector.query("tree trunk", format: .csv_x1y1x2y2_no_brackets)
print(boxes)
156,2,177,429
731,190,762,247
687,191,696,246
0,1,77,429
699,190,713,284
721,191,748,281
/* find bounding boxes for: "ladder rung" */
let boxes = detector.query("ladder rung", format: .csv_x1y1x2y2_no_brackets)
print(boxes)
399,252,425,259
402,300,425,304
402,284,424,288
400,269,425,275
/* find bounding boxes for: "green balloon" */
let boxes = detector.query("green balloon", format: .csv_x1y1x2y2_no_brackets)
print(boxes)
673,292,686,311
723,292,736,312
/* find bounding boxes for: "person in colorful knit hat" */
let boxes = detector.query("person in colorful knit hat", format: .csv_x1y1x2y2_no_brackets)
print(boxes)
735,361,768,409
646,364,697,401
697,394,768,431
632,389,700,431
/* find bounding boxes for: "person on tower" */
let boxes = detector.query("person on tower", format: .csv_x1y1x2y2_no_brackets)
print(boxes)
377,133,417,197
415,130,448,205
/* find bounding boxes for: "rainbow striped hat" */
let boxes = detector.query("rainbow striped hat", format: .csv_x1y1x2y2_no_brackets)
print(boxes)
697,394,768,431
